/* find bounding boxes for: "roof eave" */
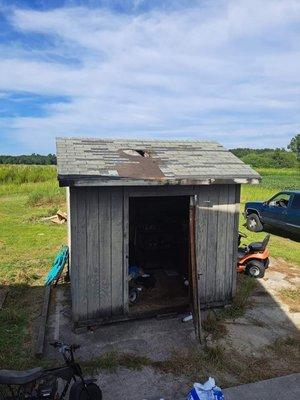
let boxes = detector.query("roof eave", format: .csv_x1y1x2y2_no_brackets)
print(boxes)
58,174,261,187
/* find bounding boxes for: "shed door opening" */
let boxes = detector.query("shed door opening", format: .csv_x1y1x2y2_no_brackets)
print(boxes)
129,196,190,316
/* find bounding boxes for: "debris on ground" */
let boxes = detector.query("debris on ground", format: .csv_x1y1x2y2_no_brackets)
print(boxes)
41,210,67,224
187,377,224,400
0,287,9,309
45,245,69,286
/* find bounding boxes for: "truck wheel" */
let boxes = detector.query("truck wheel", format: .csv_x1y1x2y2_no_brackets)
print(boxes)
245,260,265,278
246,213,263,232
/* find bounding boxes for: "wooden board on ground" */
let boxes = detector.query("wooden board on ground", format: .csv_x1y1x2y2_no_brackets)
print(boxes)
0,287,8,309
35,285,51,357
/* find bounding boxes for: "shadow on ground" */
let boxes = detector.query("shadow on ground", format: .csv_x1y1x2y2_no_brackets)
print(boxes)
44,259,300,400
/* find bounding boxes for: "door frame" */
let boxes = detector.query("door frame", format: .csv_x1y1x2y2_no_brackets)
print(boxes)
123,187,198,319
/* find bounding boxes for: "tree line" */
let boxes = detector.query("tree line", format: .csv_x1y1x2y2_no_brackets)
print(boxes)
0,135,299,168
0,153,56,165
230,134,299,168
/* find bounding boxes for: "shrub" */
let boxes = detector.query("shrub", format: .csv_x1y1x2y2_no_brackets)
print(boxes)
27,183,65,206
230,148,299,168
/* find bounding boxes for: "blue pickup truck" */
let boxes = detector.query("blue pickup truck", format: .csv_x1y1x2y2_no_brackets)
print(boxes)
244,190,300,235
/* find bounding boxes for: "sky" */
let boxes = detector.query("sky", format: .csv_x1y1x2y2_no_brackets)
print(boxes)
0,0,299,154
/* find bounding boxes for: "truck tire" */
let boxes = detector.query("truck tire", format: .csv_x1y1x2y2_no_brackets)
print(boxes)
246,213,263,232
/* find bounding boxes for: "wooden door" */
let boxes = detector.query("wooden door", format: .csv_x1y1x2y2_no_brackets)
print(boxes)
189,196,203,342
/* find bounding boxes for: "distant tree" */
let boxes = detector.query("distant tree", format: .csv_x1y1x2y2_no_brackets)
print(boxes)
0,154,57,165
230,146,298,168
288,134,300,160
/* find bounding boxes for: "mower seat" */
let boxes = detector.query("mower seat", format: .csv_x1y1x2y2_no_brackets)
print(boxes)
248,242,264,252
248,234,270,253
237,247,247,259
0,367,43,385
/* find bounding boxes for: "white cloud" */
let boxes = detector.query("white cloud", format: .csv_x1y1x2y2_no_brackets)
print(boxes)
0,0,300,152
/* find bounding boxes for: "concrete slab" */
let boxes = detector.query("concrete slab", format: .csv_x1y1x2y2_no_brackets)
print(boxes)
46,286,199,362
224,373,300,400
96,367,190,400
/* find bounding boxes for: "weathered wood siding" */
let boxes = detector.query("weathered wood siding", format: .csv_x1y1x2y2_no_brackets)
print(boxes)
195,184,240,306
69,184,240,324
69,187,125,323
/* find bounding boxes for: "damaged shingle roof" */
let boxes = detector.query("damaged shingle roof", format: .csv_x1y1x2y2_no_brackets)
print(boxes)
56,137,260,186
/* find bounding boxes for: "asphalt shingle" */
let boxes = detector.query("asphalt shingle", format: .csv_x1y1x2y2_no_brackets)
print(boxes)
56,137,260,184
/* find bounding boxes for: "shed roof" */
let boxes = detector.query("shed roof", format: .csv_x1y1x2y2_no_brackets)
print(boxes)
56,137,260,186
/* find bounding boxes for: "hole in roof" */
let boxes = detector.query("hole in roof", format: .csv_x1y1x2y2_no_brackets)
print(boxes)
123,149,150,158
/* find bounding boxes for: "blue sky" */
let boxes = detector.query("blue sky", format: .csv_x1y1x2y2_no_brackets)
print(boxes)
0,0,299,154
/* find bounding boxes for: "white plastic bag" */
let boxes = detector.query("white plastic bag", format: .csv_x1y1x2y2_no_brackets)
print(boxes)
187,377,224,400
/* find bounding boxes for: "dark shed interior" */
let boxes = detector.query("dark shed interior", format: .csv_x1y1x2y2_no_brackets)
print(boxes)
129,196,190,315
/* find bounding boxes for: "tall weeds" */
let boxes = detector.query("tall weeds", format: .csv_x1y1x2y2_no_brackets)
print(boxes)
0,165,56,184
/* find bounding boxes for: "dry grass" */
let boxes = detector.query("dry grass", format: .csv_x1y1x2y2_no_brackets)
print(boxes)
82,337,300,388
82,352,152,374
278,288,300,312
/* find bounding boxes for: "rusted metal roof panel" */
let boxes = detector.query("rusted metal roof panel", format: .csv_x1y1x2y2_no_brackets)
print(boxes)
56,137,260,186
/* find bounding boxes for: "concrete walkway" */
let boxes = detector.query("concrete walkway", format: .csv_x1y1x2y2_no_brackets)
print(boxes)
223,373,300,400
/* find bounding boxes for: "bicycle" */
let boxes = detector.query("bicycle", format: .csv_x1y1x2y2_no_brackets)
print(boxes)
0,342,102,400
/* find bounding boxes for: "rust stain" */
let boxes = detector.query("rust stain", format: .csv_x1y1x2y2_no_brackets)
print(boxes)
115,149,165,179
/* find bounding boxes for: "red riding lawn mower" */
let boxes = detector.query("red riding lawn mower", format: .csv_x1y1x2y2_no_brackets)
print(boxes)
237,232,270,278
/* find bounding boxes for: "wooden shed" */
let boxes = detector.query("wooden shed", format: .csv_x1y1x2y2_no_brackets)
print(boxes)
56,138,260,334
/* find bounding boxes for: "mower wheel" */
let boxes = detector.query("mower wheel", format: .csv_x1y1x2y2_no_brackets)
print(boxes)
245,260,265,278
264,258,270,269
246,213,263,232
129,288,139,304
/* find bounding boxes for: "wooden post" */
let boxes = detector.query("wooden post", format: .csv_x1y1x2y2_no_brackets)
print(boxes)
35,285,51,357
189,197,203,343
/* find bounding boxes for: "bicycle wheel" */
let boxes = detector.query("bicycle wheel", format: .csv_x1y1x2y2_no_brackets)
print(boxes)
69,381,102,400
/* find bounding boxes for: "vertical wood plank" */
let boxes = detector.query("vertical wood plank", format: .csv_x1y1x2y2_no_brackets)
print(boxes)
231,184,241,298
224,185,236,298
189,198,203,342
76,187,88,320
111,187,124,315
66,187,71,273
195,186,210,304
86,187,100,319
204,185,219,303
123,188,129,313
70,187,79,321
98,187,112,316
215,185,229,302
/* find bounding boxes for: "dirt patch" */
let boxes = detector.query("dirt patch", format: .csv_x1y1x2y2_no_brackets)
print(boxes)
269,257,300,283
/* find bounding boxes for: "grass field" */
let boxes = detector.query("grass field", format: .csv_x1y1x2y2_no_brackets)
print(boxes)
0,164,299,369
240,168,300,264
0,165,66,369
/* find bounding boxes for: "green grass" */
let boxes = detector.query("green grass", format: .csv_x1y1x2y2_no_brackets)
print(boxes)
0,166,66,368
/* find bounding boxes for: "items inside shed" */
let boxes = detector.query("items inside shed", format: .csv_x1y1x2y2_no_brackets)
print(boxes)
129,196,190,315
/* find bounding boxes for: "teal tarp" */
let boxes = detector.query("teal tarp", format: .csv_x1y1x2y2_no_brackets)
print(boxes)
45,245,69,286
